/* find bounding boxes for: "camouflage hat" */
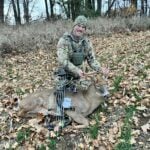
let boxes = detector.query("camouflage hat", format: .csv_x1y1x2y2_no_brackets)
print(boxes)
74,15,87,27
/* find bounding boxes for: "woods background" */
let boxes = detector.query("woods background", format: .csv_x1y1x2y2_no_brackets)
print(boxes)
0,0,150,25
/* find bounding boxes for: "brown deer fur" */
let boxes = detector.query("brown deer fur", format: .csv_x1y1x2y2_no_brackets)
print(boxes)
18,77,105,128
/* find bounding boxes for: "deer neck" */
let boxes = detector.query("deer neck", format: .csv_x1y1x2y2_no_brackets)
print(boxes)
83,84,99,98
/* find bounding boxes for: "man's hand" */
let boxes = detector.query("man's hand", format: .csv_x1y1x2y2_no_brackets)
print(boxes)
77,69,84,77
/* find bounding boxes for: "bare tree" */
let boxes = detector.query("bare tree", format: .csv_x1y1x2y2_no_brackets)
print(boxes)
49,0,54,18
0,0,4,23
85,0,92,10
91,0,95,11
72,0,81,20
131,0,137,9
97,0,102,16
141,0,148,15
16,0,21,23
5,2,11,23
44,0,50,20
66,0,71,18
105,0,116,17
23,0,30,23
145,0,148,15
56,0,70,19
12,0,21,25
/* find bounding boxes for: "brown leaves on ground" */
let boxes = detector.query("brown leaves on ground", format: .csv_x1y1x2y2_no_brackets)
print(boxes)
0,31,150,149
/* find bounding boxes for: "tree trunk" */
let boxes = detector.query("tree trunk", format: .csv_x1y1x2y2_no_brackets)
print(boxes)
71,0,75,20
107,0,113,17
97,0,102,16
104,0,116,17
0,0,4,23
23,0,30,23
108,0,111,8
70,0,81,20
49,0,54,18
5,2,11,23
74,0,80,17
44,0,50,20
12,0,21,25
131,0,137,9
145,0,148,15
67,0,71,18
16,0,21,24
85,0,92,10
60,0,70,19
91,0,95,10
141,0,144,15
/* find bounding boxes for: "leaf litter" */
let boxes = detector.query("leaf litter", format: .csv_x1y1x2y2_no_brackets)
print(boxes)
0,31,150,149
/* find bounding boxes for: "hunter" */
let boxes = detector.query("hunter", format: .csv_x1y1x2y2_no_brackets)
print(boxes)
56,15,109,97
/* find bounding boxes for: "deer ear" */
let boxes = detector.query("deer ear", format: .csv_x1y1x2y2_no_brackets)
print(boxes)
93,76,99,83
95,75,105,84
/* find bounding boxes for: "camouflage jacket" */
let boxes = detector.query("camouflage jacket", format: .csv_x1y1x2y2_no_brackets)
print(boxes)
57,32,100,75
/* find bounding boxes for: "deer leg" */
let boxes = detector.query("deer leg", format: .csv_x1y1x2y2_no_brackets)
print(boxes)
66,110,89,127
18,109,27,117
18,104,47,117
84,101,102,116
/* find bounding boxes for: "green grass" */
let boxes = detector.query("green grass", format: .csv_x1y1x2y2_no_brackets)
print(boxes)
16,128,31,144
89,123,99,139
83,106,106,140
15,87,26,97
115,142,132,150
131,88,142,102
48,138,57,150
138,71,147,79
88,112,100,139
115,105,136,150
0,75,3,81
38,144,46,150
37,136,57,150
144,64,150,69
112,75,123,93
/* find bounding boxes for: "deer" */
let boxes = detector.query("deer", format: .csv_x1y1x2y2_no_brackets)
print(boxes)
18,72,109,128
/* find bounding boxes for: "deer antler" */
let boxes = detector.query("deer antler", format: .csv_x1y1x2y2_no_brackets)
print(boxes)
83,71,107,85
81,71,99,83
84,71,97,76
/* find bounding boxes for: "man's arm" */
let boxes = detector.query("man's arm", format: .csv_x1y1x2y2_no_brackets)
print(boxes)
86,40,101,71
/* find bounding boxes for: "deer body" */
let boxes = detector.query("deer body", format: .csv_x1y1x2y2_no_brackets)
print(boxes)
18,84,104,127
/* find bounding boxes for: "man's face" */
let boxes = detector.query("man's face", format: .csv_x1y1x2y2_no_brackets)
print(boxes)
72,24,86,37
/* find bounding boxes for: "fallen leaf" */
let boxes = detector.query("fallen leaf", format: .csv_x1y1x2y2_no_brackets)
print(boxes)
130,136,136,144
12,142,18,149
141,123,150,134
136,106,147,110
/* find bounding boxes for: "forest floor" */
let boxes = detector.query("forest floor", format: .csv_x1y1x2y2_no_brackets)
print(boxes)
0,31,150,150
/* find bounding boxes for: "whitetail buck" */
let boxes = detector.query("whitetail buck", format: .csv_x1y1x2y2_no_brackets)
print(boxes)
18,72,108,128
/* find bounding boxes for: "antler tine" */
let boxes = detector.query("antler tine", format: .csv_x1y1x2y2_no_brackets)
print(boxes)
84,71,97,77
82,71,98,81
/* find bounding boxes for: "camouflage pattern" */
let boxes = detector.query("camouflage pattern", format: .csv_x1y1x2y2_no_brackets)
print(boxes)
56,15,101,90
74,15,88,27
56,32,101,90
57,32,100,76
76,78,92,91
